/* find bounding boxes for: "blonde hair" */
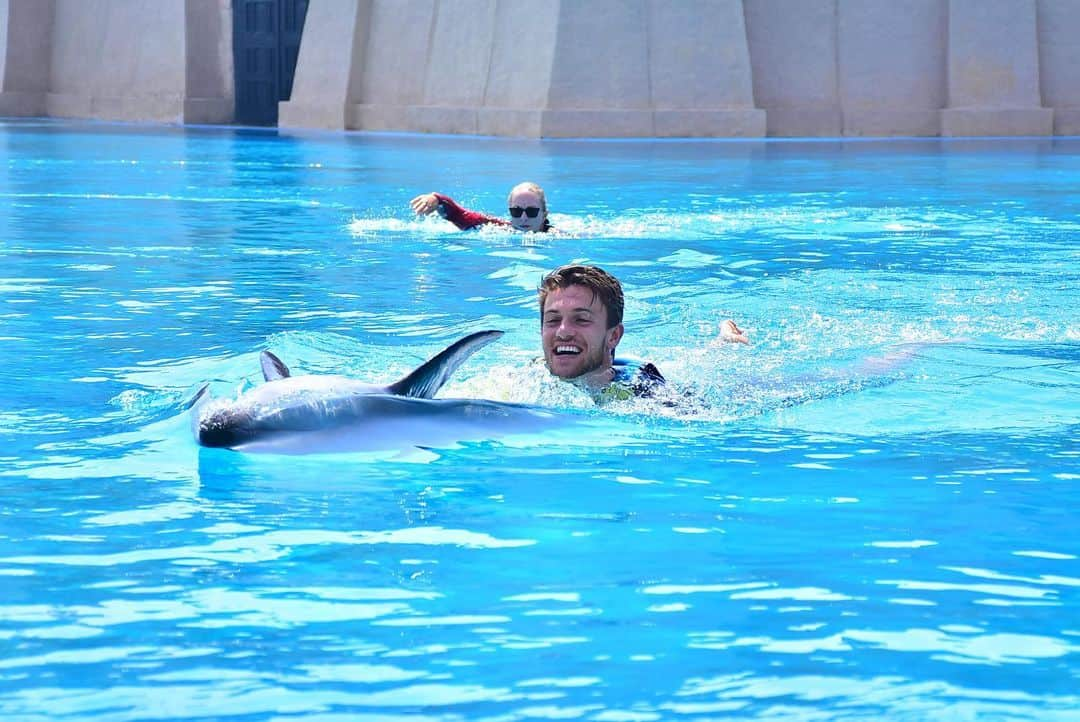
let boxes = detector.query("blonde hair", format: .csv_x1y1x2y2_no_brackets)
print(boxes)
508,181,546,213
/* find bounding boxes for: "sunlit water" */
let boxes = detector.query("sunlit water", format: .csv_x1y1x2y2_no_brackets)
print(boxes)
1,120,1078,721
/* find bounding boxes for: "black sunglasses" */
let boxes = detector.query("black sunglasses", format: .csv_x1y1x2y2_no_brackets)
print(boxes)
509,206,541,218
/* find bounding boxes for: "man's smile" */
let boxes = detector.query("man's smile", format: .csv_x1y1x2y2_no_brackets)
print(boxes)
554,344,581,355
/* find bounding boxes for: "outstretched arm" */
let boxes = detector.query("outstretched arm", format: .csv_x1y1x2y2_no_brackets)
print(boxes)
409,192,509,231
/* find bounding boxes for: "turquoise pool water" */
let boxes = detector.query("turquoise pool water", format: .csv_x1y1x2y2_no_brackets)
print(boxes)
1,120,1077,720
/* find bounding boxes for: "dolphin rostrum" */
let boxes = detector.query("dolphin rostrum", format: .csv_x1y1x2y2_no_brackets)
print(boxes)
190,330,565,454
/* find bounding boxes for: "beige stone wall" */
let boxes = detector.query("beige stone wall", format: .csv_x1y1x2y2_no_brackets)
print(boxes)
942,0,1051,135
0,0,9,98
282,0,763,137
6,0,1080,137
1038,0,1080,134
0,0,231,123
47,0,185,120
837,0,946,137
745,0,840,136
0,0,52,116
279,0,366,129
184,0,234,124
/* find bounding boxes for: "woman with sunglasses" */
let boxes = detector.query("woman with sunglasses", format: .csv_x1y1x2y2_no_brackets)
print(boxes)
410,181,552,233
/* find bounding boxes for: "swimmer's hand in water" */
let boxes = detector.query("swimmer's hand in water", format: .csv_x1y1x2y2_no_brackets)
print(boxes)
720,319,749,344
410,193,439,216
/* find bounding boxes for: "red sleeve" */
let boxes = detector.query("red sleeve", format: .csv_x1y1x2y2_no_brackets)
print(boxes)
433,193,510,230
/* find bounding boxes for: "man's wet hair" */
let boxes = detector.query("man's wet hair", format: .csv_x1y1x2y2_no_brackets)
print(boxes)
538,264,624,329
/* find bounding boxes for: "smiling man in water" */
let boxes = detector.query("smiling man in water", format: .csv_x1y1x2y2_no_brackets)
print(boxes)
410,181,552,233
538,264,748,401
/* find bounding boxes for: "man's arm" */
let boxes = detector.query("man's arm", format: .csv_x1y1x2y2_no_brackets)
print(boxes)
410,192,509,231
630,362,666,397
720,319,749,344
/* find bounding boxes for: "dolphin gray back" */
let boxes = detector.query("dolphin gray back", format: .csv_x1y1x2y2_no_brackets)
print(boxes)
389,329,503,399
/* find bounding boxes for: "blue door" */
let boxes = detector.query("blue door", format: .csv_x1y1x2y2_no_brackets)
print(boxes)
233,0,309,126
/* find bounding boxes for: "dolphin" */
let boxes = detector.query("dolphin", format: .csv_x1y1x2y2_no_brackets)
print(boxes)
190,330,567,454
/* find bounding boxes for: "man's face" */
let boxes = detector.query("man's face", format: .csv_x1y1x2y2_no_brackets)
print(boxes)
508,188,546,232
541,285,623,380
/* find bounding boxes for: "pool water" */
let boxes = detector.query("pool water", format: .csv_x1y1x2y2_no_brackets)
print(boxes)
1,120,1077,720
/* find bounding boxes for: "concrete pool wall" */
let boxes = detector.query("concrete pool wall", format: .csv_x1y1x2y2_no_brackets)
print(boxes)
2,0,1080,137
0,0,233,125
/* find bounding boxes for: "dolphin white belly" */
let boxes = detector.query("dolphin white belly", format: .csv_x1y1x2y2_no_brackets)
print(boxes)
222,395,567,454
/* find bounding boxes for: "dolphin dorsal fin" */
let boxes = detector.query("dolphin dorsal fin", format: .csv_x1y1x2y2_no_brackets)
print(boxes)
183,382,211,411
260,351,292,381
186,382,212,441
388,329,503,399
